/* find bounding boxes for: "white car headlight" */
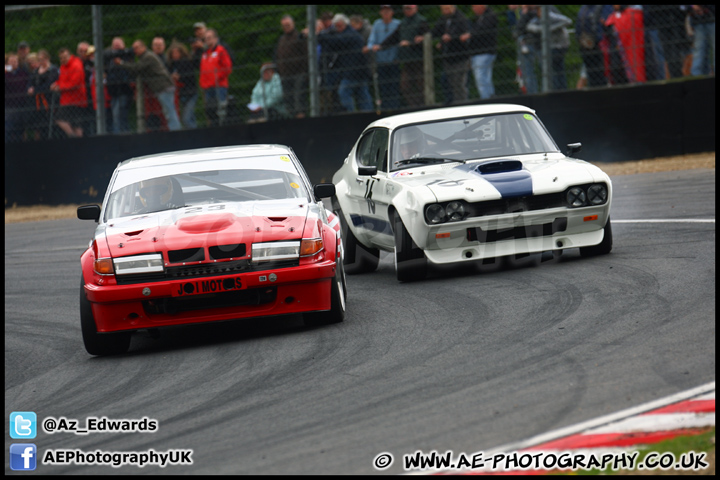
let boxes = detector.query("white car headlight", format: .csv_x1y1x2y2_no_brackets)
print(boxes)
566,187,587,207
587,184,608,205
113,253,164,275
251,241,300,262
425,204,446,224
446,201,465,222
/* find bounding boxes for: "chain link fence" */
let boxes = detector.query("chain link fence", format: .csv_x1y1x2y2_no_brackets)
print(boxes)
5,5,713,143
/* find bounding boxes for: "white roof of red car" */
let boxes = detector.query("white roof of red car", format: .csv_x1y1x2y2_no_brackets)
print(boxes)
117,144,294,170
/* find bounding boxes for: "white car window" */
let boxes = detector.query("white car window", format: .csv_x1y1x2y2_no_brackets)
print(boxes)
356,128,389,171
356,131,376,167
390,112,559,171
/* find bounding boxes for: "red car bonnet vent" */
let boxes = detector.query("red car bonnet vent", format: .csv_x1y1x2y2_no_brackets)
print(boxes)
124,230,144,236
177,214,235,233
268,217,287,222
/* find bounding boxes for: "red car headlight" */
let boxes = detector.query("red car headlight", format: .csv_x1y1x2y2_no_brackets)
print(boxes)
251,241,300,263
112,253,164,275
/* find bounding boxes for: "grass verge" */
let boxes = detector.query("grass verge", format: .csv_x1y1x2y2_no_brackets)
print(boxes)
560,427,715,475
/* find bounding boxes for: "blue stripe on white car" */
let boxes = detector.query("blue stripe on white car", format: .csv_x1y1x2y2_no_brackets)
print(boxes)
350,214,393,236
472,159,533,198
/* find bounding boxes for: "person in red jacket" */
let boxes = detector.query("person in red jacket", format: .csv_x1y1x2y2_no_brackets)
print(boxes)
50,48,87,137
605,6,646,84
199,28,232,126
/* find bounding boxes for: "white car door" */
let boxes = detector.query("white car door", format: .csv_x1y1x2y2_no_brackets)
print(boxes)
347,128,394,250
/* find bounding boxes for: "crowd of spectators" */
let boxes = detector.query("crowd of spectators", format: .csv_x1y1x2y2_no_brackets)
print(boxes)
5,5,715,142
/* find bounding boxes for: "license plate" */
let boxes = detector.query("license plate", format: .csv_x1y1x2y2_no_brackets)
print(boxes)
173,277,243,297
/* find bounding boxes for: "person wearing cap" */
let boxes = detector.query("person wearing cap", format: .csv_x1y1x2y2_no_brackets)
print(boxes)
248,62,288,122
379,5,429,107
317,13,373,112
190,22,207,61
17,41,31,74
189,22,236,69
366,5,401,110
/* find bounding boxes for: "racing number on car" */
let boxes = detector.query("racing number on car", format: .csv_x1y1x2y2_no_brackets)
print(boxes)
364,178,376,214
175,277,243,296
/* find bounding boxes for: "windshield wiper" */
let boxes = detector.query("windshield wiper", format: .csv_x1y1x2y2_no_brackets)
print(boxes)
396,156,466,165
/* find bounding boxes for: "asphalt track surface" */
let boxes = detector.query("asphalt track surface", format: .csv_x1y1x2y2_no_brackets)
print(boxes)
5,168,715,475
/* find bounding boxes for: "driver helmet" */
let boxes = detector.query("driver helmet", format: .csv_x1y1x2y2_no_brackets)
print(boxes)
398,126,425,160
139,177,173,209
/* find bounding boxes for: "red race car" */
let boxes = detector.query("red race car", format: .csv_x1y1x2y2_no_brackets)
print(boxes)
77,145,345,356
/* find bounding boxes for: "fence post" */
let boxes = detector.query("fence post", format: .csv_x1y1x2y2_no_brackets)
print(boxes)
423,32,435,106
136,77,145,133
92,5,106,135
306,5,319,118
540,5,551,93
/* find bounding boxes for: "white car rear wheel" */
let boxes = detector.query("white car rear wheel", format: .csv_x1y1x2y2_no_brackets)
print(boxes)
331,196,379,274
392,213,427,282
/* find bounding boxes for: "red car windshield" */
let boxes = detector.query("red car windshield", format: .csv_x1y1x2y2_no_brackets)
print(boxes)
104,167,308,220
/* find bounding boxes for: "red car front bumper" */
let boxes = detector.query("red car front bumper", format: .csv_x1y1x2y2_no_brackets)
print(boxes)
84,261,336,333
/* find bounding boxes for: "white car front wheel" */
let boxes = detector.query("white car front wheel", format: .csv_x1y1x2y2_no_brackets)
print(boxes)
392,213,427,282
580,217,613,257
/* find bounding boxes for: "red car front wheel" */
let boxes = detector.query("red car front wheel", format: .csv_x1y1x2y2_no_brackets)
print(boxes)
80,275,132,356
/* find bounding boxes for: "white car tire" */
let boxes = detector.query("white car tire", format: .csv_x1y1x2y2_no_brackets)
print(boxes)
580,217,613,257
392,213,427,282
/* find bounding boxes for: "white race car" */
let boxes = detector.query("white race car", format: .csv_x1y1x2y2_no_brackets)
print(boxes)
331,104,613,281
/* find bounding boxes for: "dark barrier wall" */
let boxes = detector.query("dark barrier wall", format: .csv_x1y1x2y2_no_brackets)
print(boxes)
5,77,714,207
